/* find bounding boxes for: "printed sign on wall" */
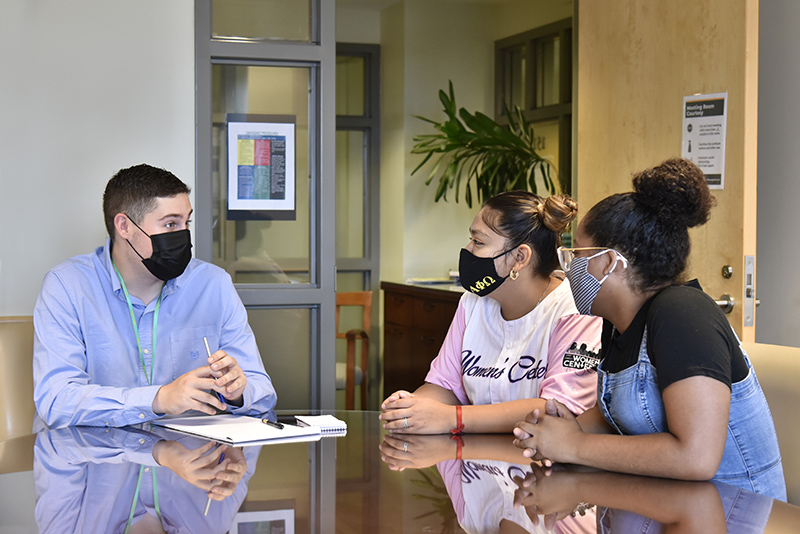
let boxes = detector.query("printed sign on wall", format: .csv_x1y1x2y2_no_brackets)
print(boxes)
227,114,296,220
682,92,727,189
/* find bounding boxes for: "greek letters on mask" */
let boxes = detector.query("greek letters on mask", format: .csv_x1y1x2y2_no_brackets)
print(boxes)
469,275,498,294
461,350,547,383
458,248,511,297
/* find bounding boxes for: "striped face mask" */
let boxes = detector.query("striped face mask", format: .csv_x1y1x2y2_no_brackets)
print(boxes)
564,249,627,315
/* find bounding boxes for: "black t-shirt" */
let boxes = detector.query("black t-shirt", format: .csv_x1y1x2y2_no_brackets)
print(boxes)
600,282,748,391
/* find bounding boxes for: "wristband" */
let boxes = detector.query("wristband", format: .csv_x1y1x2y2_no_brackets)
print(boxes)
451,405,465,435
451,433,464,460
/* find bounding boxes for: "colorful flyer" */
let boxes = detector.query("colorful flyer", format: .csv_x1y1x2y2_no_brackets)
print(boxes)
227,116,295,219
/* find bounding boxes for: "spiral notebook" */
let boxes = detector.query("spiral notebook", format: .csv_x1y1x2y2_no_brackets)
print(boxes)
294,415,348,436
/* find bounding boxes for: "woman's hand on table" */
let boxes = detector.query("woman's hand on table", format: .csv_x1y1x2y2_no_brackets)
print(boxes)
379,393,457,434
379,433,457,471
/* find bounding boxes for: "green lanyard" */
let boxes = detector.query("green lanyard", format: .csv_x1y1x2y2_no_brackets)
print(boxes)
112,261,164,531
113,261,162,386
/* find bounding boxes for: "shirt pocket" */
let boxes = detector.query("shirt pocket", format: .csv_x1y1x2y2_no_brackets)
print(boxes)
168,326,219,377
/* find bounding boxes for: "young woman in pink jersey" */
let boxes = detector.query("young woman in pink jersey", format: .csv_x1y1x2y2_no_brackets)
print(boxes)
380,191,602,434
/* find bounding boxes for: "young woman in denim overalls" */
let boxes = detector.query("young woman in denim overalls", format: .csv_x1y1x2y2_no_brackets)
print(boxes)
512,158,786,500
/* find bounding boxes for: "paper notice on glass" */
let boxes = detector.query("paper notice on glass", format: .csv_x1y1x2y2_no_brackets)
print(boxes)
682,92,727,189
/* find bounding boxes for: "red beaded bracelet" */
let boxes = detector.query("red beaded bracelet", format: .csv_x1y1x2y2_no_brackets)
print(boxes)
451,405,465,435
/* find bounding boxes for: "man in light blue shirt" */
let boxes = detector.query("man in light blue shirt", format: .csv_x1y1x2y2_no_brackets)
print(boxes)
33,164,277,429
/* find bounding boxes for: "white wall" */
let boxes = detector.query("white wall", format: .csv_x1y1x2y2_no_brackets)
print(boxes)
757,1,800,347
0,0,195,316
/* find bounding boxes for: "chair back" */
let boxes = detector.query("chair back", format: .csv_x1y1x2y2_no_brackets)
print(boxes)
742,341,800,505
336,291,373,338
0,316,35,442
335,292,373,410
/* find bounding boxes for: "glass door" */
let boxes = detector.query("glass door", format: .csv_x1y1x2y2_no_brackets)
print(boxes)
195,0,336,410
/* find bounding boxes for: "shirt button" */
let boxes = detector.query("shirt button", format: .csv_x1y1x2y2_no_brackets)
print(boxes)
506,343,512,349
139,438,146,445
143,349,149,354
139,413,145,419
144,467,150,473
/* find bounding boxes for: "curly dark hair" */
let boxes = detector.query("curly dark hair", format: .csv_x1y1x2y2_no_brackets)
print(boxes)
103,164,190,241
582,158,716,291
482,190,578,278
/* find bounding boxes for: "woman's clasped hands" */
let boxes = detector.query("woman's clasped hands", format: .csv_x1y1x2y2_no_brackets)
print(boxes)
379,389,458,434
513,398,584,466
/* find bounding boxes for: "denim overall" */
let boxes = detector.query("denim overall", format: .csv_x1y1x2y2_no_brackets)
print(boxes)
596,328,786,501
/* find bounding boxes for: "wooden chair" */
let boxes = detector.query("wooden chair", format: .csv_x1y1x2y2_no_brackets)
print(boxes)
335,292,372,410
0,316,35,442
742,341,800,505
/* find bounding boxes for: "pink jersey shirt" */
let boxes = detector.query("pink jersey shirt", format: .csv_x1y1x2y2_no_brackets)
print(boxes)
425,274,601,414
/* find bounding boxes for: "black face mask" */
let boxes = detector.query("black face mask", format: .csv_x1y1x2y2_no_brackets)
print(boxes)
126,217,192,281
458,248,513,297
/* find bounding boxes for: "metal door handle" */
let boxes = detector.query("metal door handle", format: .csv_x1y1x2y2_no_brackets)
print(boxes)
716,294,734,314
716,294,761,314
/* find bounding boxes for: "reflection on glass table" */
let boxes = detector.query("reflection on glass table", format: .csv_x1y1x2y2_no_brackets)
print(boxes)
34,425,259,533
380,431,800,534
3,412,799,533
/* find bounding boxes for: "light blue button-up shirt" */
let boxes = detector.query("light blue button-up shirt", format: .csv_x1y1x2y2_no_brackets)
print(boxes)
33,239,277,429
34,425,259,533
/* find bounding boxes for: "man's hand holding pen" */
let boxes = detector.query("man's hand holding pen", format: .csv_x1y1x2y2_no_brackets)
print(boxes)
151,338,247,416
152,441,248,501
206,348,246,406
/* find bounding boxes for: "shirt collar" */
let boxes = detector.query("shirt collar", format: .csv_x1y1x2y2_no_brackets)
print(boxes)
99,237,182,301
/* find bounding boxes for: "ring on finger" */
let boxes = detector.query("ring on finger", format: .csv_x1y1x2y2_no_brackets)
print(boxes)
403,442,408,452
403,417,409,429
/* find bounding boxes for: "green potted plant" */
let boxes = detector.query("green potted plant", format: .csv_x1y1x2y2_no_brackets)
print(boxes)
411,81,558,208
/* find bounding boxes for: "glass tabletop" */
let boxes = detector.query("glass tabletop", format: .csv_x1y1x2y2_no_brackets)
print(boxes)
1,411,798,533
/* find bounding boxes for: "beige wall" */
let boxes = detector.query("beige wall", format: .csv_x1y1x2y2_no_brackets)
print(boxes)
0,0,195,316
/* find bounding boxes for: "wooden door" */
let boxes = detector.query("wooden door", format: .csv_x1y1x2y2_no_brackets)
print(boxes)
575,0,759,340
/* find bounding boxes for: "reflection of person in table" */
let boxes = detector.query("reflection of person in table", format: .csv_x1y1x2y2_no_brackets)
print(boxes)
380,191,601,435
513,464,776,534
33,164,276,429
379,433,595,534
34,425,258,534
513,158,785,500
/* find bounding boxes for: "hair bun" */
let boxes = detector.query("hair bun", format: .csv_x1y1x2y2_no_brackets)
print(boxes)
540,194,578,234
632,158,716,228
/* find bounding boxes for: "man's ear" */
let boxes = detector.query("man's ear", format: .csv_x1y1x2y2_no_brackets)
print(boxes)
114,213,131,241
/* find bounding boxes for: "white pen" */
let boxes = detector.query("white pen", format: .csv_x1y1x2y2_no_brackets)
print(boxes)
203,337,227,408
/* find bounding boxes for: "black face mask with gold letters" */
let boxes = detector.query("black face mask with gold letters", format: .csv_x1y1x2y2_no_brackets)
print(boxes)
458,248,513,297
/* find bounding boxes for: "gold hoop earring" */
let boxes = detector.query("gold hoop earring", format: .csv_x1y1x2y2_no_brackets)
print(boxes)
509,269,519,281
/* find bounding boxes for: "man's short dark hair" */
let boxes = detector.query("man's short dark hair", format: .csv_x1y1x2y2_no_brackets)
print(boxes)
103,164,190,240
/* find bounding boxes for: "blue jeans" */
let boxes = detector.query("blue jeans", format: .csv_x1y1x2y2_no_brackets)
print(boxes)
596,329,786,501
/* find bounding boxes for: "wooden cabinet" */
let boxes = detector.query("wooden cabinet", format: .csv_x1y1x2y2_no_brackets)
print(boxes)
381,281,462,394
